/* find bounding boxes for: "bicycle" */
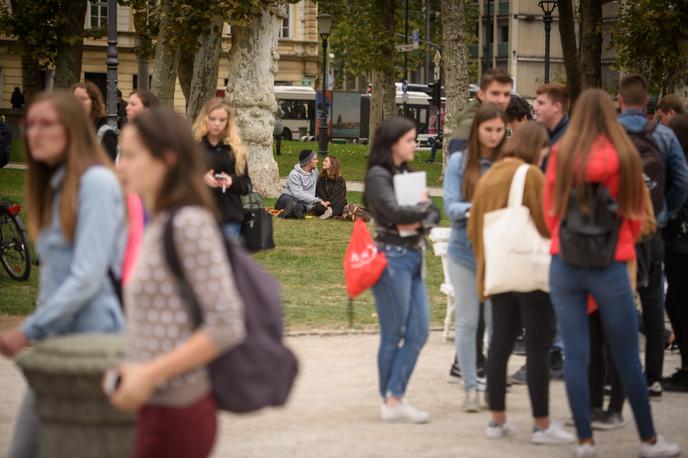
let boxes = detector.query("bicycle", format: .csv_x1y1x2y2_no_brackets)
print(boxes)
0,198,31,281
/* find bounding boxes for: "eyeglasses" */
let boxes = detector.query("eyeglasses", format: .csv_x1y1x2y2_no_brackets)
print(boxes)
25,119,63,132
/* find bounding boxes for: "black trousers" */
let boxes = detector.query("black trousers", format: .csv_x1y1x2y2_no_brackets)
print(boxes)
275,194,307,218
488,291,555,418
312,201,346,217
637,232,666,385
589,311,625,414
665,249,688,369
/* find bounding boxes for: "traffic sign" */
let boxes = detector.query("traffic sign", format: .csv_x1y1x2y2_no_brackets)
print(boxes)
396,43,417,52
434,67,441,81
434,50,441,66
412,29,420,46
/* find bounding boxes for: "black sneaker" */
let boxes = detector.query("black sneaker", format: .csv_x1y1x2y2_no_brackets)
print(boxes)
448,360,461,384
648,381,663,399
592,411,626,431
509,364,527,385
662,369,688,392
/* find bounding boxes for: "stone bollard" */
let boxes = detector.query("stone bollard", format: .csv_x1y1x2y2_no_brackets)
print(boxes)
14,334,136,458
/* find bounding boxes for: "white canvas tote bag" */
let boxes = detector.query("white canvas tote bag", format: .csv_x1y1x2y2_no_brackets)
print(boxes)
482,163,551,296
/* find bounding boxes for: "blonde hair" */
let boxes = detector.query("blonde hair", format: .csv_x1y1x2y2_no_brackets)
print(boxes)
192,98,247,175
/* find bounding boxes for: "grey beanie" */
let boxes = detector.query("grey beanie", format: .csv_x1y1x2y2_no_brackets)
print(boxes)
299,149,317,167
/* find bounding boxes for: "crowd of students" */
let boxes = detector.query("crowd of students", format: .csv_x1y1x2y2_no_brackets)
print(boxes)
0,73,687,458
363,69,688,458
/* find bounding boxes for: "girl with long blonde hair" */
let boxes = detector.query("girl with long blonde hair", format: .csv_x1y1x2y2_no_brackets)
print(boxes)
192,98,251,239
544,88,680,457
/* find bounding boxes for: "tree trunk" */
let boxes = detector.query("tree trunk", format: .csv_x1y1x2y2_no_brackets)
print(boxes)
224,9,284,197
557,0,581,103
151,0,181,107
53,0,87,89
368,69,397,149
177,41,197,108
187,15,224,121
579,0,602,89
21,55,44,103
367,0,396,151
441,0,470,175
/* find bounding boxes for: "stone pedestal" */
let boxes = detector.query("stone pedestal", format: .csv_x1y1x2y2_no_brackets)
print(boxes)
15,334,136,458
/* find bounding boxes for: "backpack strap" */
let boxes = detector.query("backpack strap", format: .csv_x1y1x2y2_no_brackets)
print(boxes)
642,121,658,135
96,123,116,141
507,164,530,208
163,208,204,328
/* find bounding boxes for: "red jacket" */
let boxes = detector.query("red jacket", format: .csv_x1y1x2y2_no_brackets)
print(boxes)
544,135,643,262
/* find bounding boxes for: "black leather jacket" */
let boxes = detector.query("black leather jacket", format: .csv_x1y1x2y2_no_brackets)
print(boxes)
364,165,440,248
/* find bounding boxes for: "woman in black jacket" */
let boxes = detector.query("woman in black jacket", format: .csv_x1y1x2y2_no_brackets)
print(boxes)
364,116,440,424
193,98,251,240
316,155,347,219
72,81,118,161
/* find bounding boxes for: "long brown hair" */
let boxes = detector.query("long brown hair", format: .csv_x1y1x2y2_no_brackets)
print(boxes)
500,121,549,165
71,80,106,120
192,98,247,176
462,103,507,200
25,91,112,242
552,88,644,218
130,107,216,216
320,155,342,180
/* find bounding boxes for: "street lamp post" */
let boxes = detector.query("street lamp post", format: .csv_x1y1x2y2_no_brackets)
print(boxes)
538,1,557,84
106,0,119,129
317,13,332,156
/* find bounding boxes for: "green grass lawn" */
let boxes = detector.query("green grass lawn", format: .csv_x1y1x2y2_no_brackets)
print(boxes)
0,168,451,331
10,139,26,163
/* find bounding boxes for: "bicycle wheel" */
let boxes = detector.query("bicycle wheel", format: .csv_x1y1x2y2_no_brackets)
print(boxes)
0,213,31,281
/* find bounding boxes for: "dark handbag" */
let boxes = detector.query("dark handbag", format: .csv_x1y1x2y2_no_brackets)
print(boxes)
241,209,275,252
163,209,298,413
559,184,621,268
241,184,264,212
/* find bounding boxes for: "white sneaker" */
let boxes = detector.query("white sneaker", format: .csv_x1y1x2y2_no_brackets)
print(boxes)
486,420,516,439
639,436,681,457
462,389,481,413
319,207,333,220
380,401,430,424
531,421,575,445
574,443,596,457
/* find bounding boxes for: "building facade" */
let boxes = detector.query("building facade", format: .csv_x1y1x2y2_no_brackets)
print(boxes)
0,0,320,112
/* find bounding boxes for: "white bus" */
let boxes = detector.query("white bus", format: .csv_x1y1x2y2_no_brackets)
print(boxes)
273,86,316,140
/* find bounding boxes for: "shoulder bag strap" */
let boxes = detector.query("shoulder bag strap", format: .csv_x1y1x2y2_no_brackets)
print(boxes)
507,163,530,208
163,209,204,329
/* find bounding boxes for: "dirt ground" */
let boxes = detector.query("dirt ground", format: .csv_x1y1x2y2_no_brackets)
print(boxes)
1,331,687,457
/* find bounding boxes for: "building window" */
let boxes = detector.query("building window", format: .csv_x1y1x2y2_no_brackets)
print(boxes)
89,0,108,28
279,6,290,39
499,25,508,43
133,74,153,90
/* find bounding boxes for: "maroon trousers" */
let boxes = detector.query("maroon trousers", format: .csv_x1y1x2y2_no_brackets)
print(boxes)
133,394,217,458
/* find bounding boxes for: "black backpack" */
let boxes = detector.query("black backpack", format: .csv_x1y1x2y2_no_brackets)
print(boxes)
559,184,621,268
625,122,665,215
163,209,298,413
0,122,11,168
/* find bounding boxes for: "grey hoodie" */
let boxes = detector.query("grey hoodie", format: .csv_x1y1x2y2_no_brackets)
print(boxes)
283,164,321,206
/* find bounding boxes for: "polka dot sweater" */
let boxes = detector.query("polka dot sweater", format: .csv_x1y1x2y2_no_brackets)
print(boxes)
125,206,246,407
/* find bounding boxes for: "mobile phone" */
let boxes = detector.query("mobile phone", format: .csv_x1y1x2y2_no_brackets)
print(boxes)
102,368,122,395
214,173,225,180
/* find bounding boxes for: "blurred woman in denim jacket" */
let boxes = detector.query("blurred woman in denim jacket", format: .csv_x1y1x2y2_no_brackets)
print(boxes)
0,91,126,458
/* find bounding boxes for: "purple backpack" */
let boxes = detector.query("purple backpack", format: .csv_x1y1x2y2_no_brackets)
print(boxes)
164,209,298,413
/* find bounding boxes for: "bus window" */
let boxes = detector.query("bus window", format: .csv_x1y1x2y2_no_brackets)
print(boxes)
280,100,311,120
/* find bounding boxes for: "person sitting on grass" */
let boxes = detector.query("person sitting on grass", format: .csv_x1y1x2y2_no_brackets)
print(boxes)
316,155,347,219
276,149,330,219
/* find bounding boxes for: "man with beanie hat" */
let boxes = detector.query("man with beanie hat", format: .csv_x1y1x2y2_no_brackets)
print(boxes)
275,149,331,218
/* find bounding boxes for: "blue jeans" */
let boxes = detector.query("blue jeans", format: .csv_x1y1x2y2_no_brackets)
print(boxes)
549,255,655,441
447,258,492,391
371,244,430,399
222,222,242,241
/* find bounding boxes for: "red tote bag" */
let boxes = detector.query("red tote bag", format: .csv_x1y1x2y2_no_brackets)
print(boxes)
343,219,387,299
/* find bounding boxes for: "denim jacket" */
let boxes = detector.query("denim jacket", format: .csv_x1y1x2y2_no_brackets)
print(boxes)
619,109,688,227
443,150,493,269
22,165,126,341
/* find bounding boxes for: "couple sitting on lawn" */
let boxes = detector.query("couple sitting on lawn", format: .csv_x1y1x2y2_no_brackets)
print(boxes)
276,149,347,219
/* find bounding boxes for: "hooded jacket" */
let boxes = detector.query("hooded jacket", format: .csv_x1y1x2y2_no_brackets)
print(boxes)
283,164,321,206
